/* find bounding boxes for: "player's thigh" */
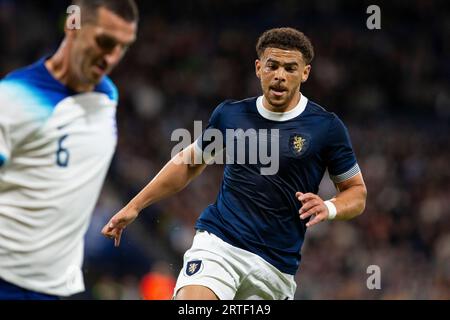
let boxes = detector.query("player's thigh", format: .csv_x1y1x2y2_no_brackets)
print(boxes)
173,231,239,300
234,262,297,300
0,278,58,300
175,285,219,300
234,273,294,300
0,278,26,300
173,253,238,300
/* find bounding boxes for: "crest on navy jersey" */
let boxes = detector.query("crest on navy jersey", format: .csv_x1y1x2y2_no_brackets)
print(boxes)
289,134,310,157
185,260,203,276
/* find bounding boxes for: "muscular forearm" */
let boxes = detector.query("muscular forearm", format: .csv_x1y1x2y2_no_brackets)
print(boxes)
127,146,206,212
297,173,367,228
331,184,367,220
102,145,207,246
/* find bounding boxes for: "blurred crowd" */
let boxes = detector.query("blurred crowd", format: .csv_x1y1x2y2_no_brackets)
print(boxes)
1,0,449,299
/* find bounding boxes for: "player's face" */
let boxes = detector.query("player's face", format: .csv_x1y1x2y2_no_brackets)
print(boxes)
69,7,137,85
255,48,311,110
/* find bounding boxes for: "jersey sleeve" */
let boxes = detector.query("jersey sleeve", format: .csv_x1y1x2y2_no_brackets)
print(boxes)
194,101,227,163
325,114,361,183
0,80,41,168
0,83,13,167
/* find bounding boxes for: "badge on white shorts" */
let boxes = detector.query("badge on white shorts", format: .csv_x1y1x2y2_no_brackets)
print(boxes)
185,260,203,276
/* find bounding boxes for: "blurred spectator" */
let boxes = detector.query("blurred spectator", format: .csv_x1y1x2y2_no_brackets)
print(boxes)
140,261,176,300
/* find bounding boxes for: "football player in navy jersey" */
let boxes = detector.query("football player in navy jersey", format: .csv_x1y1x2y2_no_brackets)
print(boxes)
102,27,367,300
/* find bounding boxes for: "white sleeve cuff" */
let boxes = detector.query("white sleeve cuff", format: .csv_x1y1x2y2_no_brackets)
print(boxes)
329,163,360,183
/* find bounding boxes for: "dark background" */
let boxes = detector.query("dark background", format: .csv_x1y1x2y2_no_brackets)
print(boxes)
1,0,449,299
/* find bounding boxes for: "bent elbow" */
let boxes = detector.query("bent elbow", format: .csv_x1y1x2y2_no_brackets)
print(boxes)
358,185,368,216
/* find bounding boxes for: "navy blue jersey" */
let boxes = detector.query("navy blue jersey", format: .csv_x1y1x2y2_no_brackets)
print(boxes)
195,95,360,275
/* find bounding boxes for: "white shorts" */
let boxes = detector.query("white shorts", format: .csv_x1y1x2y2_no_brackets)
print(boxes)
173,230,297,300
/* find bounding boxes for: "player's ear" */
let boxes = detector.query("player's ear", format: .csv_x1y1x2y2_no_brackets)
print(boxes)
255,59,261,79
301,64,311,83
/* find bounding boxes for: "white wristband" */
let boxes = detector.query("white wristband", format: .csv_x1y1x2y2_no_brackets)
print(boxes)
324,200,337,220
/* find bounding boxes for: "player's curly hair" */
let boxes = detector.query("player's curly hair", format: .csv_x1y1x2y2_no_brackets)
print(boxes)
256,27,314,64
72,0,139,24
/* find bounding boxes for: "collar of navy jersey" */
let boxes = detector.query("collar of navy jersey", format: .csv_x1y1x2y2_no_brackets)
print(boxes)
256,94,308,121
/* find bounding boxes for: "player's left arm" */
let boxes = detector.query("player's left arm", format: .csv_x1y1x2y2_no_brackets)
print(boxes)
297,172,367,228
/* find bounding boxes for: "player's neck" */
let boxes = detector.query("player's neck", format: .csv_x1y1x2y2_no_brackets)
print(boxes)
45,40,95,93
262,92,301,113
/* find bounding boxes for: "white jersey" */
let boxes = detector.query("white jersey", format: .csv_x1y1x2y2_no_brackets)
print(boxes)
0,59,118,296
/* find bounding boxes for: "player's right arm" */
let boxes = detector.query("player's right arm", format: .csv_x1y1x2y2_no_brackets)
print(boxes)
101,142,207,246
0,83,13,167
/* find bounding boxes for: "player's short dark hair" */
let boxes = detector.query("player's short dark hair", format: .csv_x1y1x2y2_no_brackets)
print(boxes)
72,0,139,24
256,27,314,64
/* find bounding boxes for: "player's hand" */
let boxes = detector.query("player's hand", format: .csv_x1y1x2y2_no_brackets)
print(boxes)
101,205,140,247
296,192,329,228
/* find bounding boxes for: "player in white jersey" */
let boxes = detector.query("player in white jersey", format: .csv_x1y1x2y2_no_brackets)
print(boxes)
0,0,138,299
